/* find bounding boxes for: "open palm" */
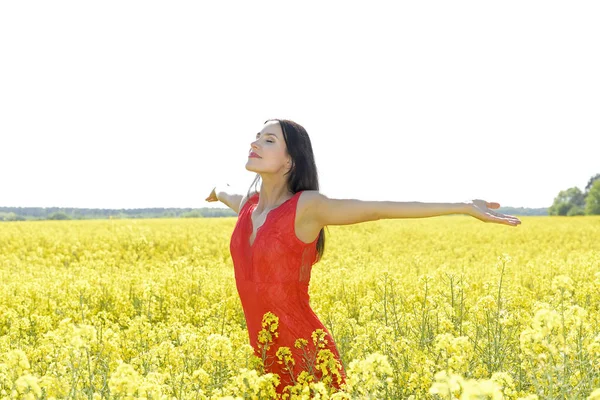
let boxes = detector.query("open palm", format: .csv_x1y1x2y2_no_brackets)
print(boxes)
469,199,521,226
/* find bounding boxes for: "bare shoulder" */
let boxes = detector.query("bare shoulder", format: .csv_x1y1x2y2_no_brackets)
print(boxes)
298,190,324,212
295,190,327,242
297,190,324,215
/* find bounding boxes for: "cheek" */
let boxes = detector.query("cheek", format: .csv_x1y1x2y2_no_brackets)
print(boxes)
266,146,286,159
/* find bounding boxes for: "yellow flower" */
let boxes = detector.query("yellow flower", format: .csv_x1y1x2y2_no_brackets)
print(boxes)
551,274,574,296
588,388,600,400
108,362,142,397
276,346,295,367
15,373,42,398
295,338,308,349
311,329,328,349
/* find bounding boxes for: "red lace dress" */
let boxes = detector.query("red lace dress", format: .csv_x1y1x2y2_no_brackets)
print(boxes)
229,190,346,393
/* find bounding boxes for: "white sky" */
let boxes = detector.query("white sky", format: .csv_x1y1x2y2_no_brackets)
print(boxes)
1,1,598,209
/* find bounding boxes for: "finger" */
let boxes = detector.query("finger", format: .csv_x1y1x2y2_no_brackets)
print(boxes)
505,215,521,225
489,210,519,222
499,216,520,226
486,202,500,209
492,217,515,226
486,212,519,226
498,215,521,226
486,210,504,219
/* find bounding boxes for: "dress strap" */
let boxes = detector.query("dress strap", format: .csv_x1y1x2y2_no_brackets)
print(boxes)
240,192,259,213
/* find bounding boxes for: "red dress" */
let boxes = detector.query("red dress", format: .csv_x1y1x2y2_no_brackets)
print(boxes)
229,190,346,393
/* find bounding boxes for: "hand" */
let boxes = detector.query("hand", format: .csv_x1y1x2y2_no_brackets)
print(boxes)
205,186,219,202
467,199,521,226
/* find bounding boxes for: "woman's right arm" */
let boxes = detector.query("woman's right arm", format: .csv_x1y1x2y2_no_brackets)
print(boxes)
205,184,244,214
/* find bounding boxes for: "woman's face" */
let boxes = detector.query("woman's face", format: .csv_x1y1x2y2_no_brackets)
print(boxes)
246,121,291,175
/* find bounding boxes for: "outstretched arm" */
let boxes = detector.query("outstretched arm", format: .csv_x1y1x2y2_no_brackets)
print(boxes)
304,192,521,227
205,184,244,214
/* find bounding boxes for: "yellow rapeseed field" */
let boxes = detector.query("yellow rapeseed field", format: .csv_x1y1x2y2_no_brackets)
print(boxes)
1,216,600,399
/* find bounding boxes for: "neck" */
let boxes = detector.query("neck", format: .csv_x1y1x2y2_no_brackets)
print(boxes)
256,176,294,211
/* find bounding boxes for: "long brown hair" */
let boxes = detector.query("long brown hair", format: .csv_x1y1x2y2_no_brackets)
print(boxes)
247,119,326,262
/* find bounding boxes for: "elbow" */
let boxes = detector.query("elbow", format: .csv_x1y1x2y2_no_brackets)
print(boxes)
370,201,382,222
371,210,381,222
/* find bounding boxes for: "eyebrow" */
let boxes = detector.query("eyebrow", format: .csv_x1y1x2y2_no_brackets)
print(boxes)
256,132,278,138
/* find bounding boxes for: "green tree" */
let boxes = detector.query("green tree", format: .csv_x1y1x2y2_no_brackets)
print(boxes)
585,173,600,193
549,187,585,216
181,210,203,218
584,180,600,215
567,205,585,216
48,212,71,220
0,212,26,221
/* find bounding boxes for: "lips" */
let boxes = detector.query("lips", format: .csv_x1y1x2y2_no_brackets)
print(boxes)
249,152,262,158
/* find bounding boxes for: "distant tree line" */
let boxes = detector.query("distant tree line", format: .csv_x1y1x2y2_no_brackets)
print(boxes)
7,176,600,221
0,207,237,221
549,173,600,216
496,207,548,216
1,203,549,222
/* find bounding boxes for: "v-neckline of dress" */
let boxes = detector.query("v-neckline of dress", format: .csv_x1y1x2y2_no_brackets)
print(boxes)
248,192,298,248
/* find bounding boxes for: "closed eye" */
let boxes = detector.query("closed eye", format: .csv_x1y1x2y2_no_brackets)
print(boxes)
256,132,277,143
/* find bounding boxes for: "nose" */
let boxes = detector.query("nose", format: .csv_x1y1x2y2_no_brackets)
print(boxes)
250,140,259,150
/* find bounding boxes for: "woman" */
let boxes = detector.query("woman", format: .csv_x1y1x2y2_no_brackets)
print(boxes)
206,119,521,394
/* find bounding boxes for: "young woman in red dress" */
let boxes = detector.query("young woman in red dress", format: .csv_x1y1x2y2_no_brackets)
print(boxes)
207,119,521,395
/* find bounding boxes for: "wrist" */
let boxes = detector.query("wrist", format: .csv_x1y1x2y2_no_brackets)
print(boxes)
461,201,474,215
215,183,230,203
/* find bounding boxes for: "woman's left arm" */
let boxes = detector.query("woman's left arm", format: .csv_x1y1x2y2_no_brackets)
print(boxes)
303,192,521,227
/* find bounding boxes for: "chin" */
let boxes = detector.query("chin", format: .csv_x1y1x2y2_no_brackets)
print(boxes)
245,163,258,173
